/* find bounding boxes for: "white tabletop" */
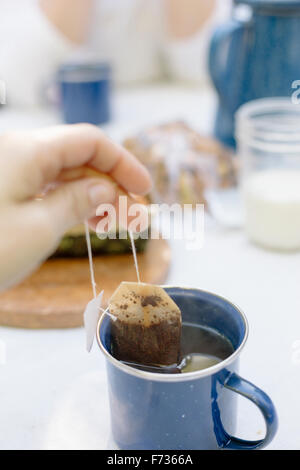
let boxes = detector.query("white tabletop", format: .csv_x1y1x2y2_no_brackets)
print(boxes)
0,85,299,450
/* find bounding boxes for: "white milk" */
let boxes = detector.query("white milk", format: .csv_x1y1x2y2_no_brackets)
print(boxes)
244,169,300,251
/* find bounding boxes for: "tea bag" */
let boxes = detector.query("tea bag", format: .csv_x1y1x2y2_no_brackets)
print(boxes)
109,282,182,366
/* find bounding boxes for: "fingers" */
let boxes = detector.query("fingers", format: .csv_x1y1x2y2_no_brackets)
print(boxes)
0,202,69,290
0,174,142,289
0,124,152,202
39,177,117,237
88,190,149,234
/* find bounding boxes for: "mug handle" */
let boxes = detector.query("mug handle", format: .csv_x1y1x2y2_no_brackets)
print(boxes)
208,19,250,106
222,372,278,450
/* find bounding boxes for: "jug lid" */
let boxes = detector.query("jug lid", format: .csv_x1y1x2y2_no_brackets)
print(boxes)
234,0,300,9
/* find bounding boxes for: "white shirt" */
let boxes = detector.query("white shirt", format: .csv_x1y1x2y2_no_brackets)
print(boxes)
0,0,231,106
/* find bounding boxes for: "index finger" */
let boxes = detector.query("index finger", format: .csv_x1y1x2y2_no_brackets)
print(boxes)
40,124,152,195
1,124,152,200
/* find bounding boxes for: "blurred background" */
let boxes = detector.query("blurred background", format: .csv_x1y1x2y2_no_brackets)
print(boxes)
0,0,230,105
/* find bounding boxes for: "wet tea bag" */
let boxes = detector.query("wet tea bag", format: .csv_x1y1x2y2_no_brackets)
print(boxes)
109,282,182,366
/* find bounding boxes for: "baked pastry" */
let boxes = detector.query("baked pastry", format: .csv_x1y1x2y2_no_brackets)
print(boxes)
52,225,148,257
124,121,236,205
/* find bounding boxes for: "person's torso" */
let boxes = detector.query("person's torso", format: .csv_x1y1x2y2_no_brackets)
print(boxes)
88,0,164,84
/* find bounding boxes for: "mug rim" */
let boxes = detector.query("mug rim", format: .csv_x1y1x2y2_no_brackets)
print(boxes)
96,286,249,383
57,62,111,83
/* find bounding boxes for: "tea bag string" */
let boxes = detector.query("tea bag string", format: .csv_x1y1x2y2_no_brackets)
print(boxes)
85,224,141,293
84,221,116,320
84,222,140,321
129,229,141,283
84,220,97,299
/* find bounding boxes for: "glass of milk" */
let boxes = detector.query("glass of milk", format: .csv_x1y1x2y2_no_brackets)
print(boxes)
236,98,300,251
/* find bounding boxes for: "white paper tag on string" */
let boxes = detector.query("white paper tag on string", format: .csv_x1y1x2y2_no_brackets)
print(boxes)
84,290,104,352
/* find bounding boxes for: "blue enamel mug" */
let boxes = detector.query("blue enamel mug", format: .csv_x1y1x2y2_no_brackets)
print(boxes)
209,0,300,148
97,287,278,450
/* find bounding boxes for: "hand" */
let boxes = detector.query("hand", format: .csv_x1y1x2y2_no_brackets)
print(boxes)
39,0,93,44
165,0,216,39
0,124,152,290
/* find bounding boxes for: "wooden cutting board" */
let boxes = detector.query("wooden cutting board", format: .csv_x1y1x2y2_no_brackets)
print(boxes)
0,238,171,329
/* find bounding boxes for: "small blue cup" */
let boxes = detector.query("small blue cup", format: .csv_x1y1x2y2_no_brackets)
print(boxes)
57,62,111,125
97,287,278,450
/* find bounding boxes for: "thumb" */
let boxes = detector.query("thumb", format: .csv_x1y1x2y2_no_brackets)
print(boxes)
42,178,117,237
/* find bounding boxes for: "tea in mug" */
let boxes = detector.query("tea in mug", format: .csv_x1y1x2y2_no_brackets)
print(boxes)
115,323,234,374
179,323,234,373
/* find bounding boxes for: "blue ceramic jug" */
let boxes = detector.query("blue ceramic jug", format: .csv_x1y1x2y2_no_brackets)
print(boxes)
209,0,300,148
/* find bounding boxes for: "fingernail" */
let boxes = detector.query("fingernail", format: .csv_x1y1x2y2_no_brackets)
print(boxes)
88,184,115,206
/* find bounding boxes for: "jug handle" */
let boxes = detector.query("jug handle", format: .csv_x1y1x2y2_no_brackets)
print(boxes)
208,19,250,102
221,372,278,450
